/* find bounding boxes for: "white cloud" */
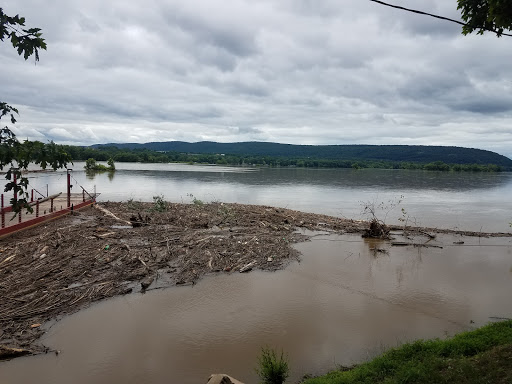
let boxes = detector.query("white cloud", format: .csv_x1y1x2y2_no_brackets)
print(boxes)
1,0,511,158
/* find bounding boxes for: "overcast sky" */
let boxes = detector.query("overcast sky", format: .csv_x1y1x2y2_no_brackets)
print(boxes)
1,0,511,158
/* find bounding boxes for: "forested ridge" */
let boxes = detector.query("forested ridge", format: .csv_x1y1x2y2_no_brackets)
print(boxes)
81,141,512,170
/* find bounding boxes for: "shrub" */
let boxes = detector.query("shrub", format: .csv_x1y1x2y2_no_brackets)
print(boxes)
84,157,110,171
151,195,167,212
255,347,290,384
107,157,115,170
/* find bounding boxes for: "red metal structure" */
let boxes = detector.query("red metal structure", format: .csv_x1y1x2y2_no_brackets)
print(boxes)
0,169,98,238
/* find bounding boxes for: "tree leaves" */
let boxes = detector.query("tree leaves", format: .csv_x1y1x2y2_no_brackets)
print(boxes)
457,0,512,37
0,7,47,62
1,8,69,214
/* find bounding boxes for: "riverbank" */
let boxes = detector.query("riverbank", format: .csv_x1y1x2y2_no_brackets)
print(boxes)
302,319,512,384
0,201,511,360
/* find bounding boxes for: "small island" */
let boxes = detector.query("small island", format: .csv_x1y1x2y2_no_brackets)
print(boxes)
84,157,115,172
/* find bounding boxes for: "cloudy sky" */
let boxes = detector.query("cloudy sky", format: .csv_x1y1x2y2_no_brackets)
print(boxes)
1,0,511,158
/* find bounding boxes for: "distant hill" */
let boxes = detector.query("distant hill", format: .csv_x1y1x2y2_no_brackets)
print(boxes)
92,141,512,167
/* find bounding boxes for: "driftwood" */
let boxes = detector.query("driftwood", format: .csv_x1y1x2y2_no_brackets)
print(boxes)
5,200,469,360
391,241,443,249
0,345,31,360
362,219,390,239
239,261,256,273
94,204,133,226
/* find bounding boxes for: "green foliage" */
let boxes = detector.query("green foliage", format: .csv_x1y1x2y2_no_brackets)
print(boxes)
187,193,204,206
84,158,109,171
0,7,47,61
303,320,512,384
90,142,512,168
61,144,510,172
64,142,512,171
85,158,97,170
0,8,70,214
151,195,168,212
0,128,70,213
107,157,115,170
458,0,512,37
424,161,451,171
255,347,290,384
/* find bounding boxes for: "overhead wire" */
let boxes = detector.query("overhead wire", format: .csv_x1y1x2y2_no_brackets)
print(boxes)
369,0,512,37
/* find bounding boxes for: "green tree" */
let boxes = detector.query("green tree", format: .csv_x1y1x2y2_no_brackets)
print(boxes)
84,158,99,171
458,0,512,37
0,7,71,213
107,157,115,170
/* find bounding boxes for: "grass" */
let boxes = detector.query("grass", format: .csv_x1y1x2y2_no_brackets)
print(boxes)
256,347,290,384
303,320,512,384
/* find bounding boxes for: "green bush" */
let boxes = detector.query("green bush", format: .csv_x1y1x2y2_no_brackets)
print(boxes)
84,157,110,171
107,157,115,170
255,347,290,384
151,195,167,212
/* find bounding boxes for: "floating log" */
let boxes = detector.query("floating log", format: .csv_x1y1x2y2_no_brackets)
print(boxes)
391,241,443,249
0,345,31,360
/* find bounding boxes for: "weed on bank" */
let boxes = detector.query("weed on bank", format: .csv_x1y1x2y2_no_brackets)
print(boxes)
303,320,512,384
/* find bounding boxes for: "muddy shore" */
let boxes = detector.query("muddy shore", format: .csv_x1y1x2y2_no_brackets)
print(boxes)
0,201,510,360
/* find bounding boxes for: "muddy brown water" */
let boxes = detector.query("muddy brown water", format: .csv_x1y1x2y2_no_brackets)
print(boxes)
1,233,512,383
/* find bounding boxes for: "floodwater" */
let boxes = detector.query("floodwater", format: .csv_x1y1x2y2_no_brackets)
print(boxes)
1,233,511,383
24,163,512,232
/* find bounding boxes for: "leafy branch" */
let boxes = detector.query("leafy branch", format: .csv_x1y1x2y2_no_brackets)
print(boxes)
0,7,47,61
1,8,70,214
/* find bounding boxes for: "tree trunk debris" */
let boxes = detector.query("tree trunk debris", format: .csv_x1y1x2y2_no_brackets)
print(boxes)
0,201,509,360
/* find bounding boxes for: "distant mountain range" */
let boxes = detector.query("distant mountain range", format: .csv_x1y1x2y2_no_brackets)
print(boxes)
93,141,512,167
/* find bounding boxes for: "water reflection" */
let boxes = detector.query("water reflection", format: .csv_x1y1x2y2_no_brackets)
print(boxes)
54,163,512,191
85,169,116,181
109,167,511,192
24,163,512,232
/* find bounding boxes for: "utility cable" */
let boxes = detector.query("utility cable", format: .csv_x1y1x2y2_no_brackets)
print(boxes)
369,0,512,37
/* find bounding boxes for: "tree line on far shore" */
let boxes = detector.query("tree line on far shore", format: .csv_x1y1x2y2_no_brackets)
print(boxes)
62,145,508,172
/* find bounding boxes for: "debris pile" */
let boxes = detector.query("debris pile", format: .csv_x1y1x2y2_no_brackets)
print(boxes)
0,201,363,358
1,201,509,360
362,218,390,239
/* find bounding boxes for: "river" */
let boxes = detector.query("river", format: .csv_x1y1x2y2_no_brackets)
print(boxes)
24,162,512,232
1,164,511,383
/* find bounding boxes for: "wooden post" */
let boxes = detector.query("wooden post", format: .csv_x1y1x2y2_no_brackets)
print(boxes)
36,201,39,217
31,189,34,202
50,198,54,213
18,209,21,224
67,169,71,208
1,208,4,228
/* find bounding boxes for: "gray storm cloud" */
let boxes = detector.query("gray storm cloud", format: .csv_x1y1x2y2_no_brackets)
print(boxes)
1,0,511,158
